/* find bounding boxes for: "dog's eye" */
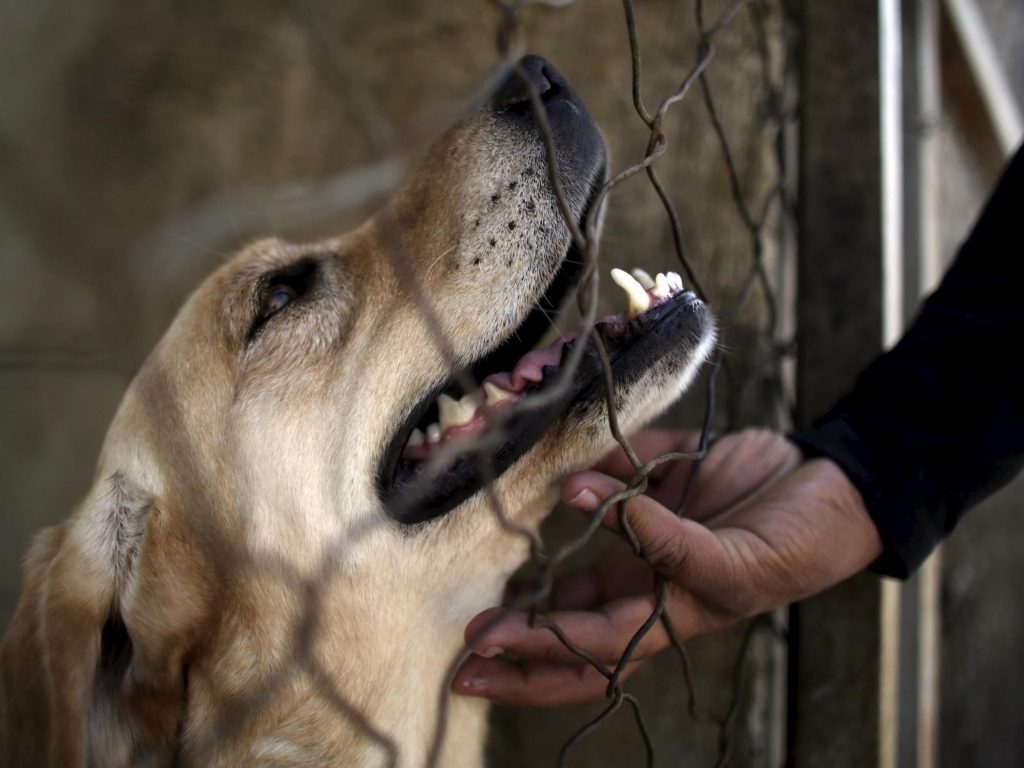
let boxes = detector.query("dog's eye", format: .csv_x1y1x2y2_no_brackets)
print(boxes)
262,284,297,319
249,258,318,339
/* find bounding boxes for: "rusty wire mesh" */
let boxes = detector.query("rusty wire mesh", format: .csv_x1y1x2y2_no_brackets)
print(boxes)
2,0,797,765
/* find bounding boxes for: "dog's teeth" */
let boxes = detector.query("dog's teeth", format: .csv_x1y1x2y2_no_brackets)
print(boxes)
460,391,483,410
407,428,425,447
631,268,655,290
667,271,684,291
438,393,476,431
483,381,514,406
653,272,672,299
426,423,442,444
610,268,651,320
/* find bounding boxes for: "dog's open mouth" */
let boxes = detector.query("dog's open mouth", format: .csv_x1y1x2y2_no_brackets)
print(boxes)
377,237,711,525
375,56,711,526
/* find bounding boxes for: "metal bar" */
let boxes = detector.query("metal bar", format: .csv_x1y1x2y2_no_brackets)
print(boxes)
880,3,905,768
916,552,942,768
899,2,942,767
902,0,942,312
943,0,1024,156
881,0,905,350
791,2,904,765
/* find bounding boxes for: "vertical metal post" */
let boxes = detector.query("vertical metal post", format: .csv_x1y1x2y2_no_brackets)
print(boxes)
792,2,904,765
899,2,942,767
943,0,1024,156
880,5,905,768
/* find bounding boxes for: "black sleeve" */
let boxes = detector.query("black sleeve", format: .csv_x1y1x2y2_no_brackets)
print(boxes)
790,146,1024,579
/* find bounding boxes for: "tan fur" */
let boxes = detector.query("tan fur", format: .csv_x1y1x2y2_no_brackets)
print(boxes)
0,81,714,767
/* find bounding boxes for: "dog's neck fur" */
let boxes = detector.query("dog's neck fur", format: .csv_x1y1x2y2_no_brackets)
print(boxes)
175,487,551,767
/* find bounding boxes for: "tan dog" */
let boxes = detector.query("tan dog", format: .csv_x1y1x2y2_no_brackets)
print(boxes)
0,56,715,767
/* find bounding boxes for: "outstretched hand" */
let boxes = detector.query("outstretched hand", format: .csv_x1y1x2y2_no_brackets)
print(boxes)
452,428,882,706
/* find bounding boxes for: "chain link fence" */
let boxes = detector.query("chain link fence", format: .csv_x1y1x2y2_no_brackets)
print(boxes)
2,0,798,765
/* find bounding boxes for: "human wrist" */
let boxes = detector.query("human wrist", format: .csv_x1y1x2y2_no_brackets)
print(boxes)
801,457,884,580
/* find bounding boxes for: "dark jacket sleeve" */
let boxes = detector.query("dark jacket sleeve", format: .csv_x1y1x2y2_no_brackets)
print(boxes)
790,147,1024,579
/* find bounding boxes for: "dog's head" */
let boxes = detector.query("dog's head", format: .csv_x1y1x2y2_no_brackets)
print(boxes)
1,56,714,766
110,56,713,552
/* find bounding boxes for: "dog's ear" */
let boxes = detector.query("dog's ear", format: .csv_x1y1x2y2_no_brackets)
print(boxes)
1,474,209,768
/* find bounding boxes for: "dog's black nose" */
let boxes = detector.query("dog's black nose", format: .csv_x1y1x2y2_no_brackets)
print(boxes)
489,54,604,180
494,55,569,110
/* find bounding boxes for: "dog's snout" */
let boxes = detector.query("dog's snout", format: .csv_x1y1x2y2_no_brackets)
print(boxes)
488,53,605,225
495,55,569,110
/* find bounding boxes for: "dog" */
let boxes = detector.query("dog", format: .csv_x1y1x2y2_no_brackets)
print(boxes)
0,55,715,767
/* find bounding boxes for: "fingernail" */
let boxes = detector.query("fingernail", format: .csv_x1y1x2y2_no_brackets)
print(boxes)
464,676,488,693
567,488,600,511
480,646,504,658
454,672,488,694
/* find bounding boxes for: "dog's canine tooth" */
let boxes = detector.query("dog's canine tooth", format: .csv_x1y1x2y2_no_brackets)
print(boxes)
408,428,425,447
611,268,651,320
653,272,672,299
438,393,476,431
459,391,483,410
667,271,684,292
426,423,442,444
631,268,655,290
483,381,514,406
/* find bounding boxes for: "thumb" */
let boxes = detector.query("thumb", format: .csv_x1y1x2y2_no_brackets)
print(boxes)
561,471,728,594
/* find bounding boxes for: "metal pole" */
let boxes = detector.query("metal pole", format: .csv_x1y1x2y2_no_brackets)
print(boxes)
792,2,903,765
899,2,942,766
943,0,1024,157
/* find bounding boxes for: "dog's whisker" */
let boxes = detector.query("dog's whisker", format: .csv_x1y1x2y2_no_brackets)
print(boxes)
168,231,237,262
427,242,460,274
531,302,564,336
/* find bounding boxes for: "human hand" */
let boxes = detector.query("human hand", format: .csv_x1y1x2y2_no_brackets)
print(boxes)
452,428,882,705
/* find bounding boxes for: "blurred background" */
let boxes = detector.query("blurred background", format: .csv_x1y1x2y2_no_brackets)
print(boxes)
1,0,1021,765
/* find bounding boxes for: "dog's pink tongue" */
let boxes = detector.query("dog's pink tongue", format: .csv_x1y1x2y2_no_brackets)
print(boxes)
493,331,579,390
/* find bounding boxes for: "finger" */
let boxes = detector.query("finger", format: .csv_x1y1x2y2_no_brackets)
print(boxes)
591,432,704,510
502,578,547,608
561,472,730,599
545,545,656,611
452,655,642,707
592,429,701,487
548,567,601,610
589,542,657,603
526,548,658,619
503,570,605,613
686,429,801,520
464,597,670,666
